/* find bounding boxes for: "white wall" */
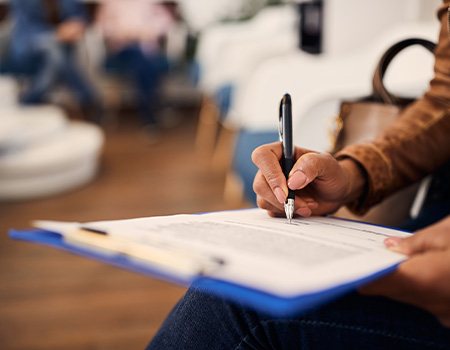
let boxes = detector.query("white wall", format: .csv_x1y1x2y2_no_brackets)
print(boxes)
323,0,424,55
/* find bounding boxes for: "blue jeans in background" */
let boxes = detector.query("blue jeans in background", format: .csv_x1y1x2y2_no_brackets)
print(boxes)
105,45,169,126
147,287,450,349
18,33,98,109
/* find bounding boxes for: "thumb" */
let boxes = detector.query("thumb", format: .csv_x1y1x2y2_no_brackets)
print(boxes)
288,152,337,190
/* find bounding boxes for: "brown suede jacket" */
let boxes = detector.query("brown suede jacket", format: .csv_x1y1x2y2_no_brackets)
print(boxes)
337,0,450,214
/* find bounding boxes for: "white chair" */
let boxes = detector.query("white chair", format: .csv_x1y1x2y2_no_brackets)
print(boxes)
0,105,67,150
194,5,299,159
229,21,438,136
0,121,104,201
0,76,19,107
197,5,299,94
178,0,269,33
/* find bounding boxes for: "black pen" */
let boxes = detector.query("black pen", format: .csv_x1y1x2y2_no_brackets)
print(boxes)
279,93,295,224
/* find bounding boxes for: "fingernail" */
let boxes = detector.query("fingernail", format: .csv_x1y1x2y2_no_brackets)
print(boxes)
288,170,308,189
384,237,403,251
274,187,287,204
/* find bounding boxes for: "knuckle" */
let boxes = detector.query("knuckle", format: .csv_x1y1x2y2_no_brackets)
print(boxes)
266,172,283,190
251,145,267,165
250,149,260,165
268,210,283,218
300,152,335,178
433,234,449,249
256,197,269,210
253,177,265,195
322,152,335,163
301,153,319,170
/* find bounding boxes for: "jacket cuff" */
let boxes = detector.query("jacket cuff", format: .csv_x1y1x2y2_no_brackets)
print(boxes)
335,143,393,214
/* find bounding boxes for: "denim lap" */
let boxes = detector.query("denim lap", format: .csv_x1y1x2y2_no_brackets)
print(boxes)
148,287,450,350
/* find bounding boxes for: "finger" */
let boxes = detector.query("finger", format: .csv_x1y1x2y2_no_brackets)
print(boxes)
256,196,284,215
309,201,340,216
386,219,450,256
293,187,334,216
296,207,312,217
288,152,337,190
254,181,284,213
253,171,285,210
291,191,318,216
252,143,315,203
254,171,318,213
252,143,287,203
292,192,319,212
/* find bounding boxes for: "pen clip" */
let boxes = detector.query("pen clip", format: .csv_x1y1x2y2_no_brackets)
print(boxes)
278,99,284,143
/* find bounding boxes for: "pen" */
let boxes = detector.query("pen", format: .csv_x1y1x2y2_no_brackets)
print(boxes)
279,93,295,224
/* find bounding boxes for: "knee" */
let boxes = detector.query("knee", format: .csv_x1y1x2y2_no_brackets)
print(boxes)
39,42,65,68
178,287,225,314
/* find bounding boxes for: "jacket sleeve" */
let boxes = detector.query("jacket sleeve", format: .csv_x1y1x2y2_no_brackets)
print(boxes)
336,0,450,214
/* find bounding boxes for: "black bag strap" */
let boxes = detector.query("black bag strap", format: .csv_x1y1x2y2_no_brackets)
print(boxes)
373,38,436,105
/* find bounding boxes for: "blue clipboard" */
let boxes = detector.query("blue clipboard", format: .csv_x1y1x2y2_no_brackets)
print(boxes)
9,228,399,317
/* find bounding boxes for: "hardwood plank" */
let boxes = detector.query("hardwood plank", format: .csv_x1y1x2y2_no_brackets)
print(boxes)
0,113,248,349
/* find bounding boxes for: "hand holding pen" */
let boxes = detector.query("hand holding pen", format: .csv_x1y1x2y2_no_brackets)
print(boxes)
251,95,367,219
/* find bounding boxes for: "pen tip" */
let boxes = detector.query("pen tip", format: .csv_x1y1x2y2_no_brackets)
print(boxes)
284,199,295,224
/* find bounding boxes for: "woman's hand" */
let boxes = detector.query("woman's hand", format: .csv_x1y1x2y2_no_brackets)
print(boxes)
251,142,366,217
361,216,450,327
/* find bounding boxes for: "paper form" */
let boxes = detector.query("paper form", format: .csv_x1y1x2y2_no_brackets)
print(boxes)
59,208,410,297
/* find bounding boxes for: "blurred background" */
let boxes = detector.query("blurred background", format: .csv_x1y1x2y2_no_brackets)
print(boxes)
0,0,441,348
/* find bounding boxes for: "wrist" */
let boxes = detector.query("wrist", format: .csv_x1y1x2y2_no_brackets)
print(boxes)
339,158,367,204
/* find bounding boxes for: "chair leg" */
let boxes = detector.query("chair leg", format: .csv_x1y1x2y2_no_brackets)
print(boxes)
100,80,122,130
195,95,220,159
223,171,245,206
211,122,237,173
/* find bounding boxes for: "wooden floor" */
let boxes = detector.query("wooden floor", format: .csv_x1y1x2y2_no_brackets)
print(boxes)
0,111,247,350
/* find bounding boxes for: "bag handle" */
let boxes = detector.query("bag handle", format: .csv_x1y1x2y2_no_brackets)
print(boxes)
373,38,436,105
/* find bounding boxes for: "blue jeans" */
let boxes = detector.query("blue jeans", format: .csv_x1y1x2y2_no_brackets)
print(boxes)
17,33,98,107
147,287,450,349
105,45,169,125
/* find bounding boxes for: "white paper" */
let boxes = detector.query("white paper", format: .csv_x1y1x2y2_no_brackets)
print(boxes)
65,208,410,297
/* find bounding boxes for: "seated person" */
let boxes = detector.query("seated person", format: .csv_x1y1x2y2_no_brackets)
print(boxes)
96,0,175,130
147,1,450,349
8,0,101,121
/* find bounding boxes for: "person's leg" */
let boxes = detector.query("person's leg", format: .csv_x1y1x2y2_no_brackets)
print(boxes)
148,287,450,350
105,45,158,125
131,49,167,126
20,34,64,104
104,46,169,127
59,45,99,106
59,45,103,123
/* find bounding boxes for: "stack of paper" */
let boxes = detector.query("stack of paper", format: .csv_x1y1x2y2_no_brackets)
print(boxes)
10,209,410,315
